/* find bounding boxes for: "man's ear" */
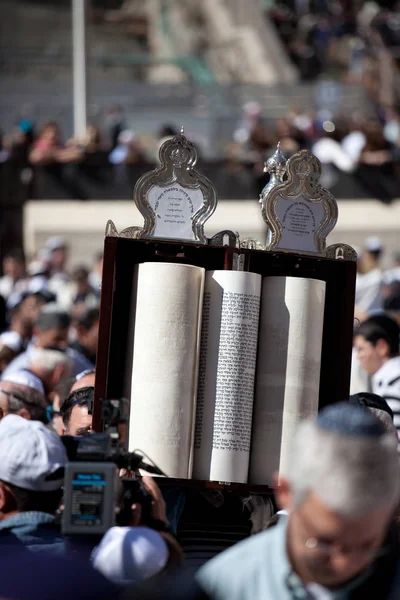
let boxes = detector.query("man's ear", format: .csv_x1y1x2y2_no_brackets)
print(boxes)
376,338,390,358
17,408,31,420
274,473,293,511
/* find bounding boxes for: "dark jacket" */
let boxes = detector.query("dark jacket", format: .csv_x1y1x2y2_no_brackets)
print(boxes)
0,511,65,555
69,340,96,367
352,523,400,600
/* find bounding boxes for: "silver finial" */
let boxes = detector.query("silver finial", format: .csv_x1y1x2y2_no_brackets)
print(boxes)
180,126,185,135
263,142,287,174
260,143,288,204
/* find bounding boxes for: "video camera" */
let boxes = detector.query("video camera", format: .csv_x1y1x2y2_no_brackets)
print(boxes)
61,398,164,536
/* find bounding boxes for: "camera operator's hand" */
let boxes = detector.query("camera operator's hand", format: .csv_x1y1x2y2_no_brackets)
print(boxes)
118,468,137,479
142,476,168,524
129,503,142,527
128,476,168,527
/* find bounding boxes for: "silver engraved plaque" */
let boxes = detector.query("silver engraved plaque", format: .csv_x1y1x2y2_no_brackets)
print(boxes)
133,128,217,244
262,150,338,255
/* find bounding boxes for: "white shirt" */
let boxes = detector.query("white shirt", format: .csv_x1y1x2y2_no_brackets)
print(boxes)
341,131,366,162
355,269,383,313
384,120,400,144
372,356,400,431
350,348,371,395
384,267,400,285
312,138,356,173
0,276,28,300
307,583,334,600
47,272,70,298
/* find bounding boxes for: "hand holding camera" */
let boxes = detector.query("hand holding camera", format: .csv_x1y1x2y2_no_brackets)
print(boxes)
129,476,167,527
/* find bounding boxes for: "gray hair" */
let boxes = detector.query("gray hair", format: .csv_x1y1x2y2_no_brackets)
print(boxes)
243,495,275,534
285,419,400,518
35,308,70,332
30,348,73,376
5,386,48,423
368,407,398,439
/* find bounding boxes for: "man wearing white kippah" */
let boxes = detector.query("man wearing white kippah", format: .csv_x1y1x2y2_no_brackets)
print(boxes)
92,526,169,586
0,415,67,554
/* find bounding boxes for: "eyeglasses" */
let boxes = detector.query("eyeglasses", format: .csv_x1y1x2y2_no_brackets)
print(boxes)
46,406,62,421
296,509,379,558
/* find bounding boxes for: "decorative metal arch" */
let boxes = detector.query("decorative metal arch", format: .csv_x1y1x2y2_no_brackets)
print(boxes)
262,150,338,255
133,129,217,244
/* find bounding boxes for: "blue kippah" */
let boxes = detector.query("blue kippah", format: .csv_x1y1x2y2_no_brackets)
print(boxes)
317,402,385,437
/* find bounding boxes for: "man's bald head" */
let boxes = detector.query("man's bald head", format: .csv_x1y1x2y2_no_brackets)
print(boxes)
70,371,95,392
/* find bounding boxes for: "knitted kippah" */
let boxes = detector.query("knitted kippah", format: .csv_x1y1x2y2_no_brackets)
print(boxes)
317,402,385,437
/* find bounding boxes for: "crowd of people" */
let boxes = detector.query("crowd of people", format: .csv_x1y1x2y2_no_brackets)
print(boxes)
269,0,400,84
0,392,400,598
0,236,102,441
0,227,396,598
2,97,400,202
1,3,400,598
231,100,400,202
0,233,184,595
0,236,101,377
0,110,172,176
351,236,400,435
269,0,366,81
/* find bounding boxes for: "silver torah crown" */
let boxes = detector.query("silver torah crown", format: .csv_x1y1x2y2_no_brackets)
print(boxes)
262,149,338,255
260,142,288,201
133,128,217,244
103,133,356,260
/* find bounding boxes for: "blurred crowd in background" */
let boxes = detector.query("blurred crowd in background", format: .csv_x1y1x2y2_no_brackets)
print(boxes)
0,231,399,410
3,2,400,202
269,0,400,84
0,237,101,388
2,100,400,203
355,236,400,321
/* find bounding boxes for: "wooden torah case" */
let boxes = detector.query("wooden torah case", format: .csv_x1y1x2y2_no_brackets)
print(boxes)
93,134,357,494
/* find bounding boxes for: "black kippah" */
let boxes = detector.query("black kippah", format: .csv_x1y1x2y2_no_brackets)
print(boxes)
35,309,70,332
349,392,394,421
317,402,386,437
